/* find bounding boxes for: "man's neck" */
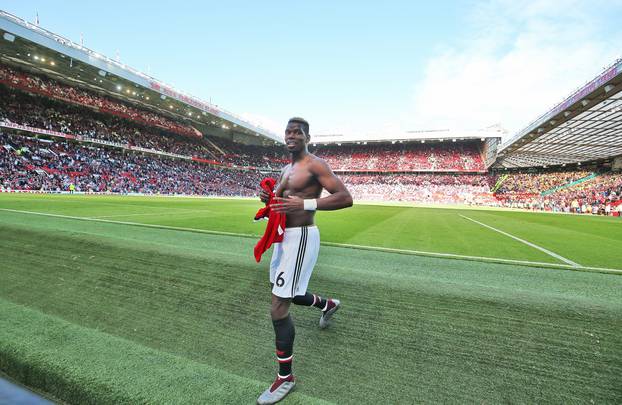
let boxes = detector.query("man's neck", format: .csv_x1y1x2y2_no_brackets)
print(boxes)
290,149,308,163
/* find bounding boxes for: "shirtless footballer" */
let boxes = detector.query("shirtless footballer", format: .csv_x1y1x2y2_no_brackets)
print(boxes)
256,117,353,405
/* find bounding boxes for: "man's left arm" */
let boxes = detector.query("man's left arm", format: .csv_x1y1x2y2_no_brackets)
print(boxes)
271,159,353,213
312,158,353,210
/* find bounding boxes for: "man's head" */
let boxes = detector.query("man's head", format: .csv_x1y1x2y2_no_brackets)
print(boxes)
284,117,310,153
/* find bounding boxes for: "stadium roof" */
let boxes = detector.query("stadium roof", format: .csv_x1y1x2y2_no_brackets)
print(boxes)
312,126,505,145
495,58,622,168
0,10,282,145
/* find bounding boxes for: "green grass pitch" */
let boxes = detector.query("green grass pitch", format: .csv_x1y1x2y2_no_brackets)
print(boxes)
0,193,621,404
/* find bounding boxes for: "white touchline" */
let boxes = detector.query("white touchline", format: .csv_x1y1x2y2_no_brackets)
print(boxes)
459,214,580,267
0,208,250,238
92,209,210,219
2,208,617,274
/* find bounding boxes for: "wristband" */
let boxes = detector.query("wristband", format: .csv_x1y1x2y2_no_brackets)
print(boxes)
303,199,317,211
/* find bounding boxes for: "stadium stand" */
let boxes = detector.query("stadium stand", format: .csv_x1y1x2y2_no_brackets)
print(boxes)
0,66,286,170
0,64,200,138
339,173,497,204
492,169,622,214
0,131,263,196
314,141,485,172
495,170,594,194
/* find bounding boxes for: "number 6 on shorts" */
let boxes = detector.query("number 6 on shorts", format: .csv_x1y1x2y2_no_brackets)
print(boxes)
276,272,285,287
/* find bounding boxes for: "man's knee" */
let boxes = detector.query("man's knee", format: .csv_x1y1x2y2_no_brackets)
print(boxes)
271,296,291,320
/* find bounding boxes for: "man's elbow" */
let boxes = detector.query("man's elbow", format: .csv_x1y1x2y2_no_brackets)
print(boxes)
343,192,353,208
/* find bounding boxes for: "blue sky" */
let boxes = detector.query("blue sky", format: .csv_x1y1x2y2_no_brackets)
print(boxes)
4,1,622,139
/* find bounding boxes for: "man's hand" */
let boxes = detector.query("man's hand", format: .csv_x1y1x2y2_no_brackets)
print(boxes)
271,196,304,213
259,189,270,204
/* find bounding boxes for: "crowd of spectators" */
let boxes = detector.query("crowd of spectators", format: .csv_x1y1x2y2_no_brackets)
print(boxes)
339,173,497,204
492,169,622,215
0,86,286,169
207,136,288,168
0,132,264,196
314,141,485,172
0,64,199,138
495,170,593,194
3,126,621,214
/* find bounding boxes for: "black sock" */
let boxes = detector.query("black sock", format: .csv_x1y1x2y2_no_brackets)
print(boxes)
272,314,295,377
292,293,327,310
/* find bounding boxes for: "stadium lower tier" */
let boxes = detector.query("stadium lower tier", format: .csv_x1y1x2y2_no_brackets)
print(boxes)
0,132,263,196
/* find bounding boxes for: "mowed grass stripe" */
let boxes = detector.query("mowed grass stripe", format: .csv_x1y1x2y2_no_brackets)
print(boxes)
0,299,330,405
1,214,621,403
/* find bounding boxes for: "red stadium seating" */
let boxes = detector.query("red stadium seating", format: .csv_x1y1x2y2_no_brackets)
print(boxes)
313,141,485,172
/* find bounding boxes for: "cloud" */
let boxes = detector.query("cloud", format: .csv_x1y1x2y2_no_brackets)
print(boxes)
406,0,622,139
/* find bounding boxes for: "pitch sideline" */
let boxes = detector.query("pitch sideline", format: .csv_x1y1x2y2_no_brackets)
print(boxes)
1,208,620,275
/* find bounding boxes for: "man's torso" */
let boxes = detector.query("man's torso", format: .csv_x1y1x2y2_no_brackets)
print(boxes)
279,154,323,228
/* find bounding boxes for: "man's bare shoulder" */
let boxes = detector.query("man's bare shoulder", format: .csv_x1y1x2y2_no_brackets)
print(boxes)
306,153,331,170
280,163,292,174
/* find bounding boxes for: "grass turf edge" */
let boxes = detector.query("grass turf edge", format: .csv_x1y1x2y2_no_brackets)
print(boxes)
0,298,331,405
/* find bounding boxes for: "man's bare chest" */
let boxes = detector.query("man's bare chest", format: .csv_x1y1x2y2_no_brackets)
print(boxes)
282,165,315,193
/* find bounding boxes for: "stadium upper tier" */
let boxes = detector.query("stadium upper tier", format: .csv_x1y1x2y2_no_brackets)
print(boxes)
0,10,280,144
496,58,622,168
0,69,287,170
0,65,492,173
313,141,486,172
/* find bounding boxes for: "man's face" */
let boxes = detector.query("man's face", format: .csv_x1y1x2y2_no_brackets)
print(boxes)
284,122,309,152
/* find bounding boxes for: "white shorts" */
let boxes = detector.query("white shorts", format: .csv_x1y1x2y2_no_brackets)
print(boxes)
270,225,320,298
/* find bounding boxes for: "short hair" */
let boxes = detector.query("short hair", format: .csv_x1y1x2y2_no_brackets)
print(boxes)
288,117,310,136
